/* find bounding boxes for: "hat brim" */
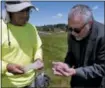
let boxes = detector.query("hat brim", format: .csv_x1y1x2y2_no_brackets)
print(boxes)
6,2,36,12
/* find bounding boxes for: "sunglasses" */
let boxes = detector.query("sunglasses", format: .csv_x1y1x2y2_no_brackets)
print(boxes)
68,23,87,33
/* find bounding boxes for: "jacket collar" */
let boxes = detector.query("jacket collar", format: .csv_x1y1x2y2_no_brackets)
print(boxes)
89,20,98,41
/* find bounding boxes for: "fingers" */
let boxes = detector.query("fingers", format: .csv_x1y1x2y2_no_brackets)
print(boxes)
52,62,75,77
63,66,71,72
52,68,62,76
52,61,63,65
13,65,24,74
52,63,68,76
16,64,24,71
55,67,70,76
7,64,24,74
52,67,70,76
52,61,65,70
13,67,24,74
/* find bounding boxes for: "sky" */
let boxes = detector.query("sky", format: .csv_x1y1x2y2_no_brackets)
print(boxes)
1,1,104,26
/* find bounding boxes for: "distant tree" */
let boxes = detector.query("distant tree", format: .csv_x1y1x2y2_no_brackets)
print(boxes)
36,23,67,32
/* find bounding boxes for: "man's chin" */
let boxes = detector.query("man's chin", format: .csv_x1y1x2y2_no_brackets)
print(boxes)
74,36,84,41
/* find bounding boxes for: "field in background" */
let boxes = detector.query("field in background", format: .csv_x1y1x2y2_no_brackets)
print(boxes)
39,32,71,87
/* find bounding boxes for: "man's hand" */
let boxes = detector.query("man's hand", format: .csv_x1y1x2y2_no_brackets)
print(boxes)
7,63,24,75
52,62,69,70
52,62,76,76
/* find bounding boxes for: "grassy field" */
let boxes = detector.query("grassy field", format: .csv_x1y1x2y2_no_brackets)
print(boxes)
39,32,71,88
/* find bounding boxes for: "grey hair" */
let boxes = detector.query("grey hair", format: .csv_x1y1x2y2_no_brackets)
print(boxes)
68,4,93,23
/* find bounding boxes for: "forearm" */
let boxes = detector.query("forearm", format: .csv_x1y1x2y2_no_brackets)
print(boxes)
75,63,105,80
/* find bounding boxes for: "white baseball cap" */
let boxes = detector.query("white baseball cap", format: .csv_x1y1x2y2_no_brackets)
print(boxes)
2,1,38,23
5,1,37,12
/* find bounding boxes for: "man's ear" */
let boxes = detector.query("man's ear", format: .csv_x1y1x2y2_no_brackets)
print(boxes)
88,17,94,25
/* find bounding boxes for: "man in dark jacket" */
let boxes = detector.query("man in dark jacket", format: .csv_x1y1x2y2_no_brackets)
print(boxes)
52,4,105,88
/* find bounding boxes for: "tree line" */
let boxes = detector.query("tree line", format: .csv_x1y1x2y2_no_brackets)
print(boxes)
36,24,68,32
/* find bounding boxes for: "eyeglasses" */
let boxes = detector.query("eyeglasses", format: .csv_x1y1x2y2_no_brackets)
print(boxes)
68,23,87,33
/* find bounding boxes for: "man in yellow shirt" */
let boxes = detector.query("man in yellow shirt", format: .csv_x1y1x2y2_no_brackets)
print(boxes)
1,1,44,87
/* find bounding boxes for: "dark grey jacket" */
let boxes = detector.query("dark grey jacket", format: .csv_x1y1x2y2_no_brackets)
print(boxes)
64,21,105,88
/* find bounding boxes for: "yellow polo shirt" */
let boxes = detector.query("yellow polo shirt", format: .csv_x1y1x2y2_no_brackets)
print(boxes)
1,20,42,88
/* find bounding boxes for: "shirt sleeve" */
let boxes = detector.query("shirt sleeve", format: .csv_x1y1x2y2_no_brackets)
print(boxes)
1,19,7,45
1,19,9,74
1,61,8,74
33,26,43,61
34,48,43,61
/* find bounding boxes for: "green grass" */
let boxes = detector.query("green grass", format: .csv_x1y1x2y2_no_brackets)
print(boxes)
40,32,71,88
